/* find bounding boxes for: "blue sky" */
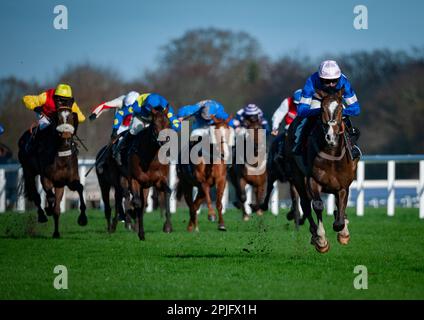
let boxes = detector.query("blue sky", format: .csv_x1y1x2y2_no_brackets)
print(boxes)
1,0,423,82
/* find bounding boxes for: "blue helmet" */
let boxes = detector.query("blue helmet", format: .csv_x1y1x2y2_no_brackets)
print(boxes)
293,89,302,104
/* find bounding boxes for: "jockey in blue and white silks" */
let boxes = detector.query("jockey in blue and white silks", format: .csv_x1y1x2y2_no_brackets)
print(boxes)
293,60,362,159
233,104,270,133
177,99,235,139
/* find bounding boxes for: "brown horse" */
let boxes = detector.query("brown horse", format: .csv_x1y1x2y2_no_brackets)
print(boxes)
177,116,233,231
229,117,267,221
128,107,173,241
18,107,87,238
286,89,358,253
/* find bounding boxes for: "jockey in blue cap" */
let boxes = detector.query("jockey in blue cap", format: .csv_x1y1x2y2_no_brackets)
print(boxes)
109,92,180,166
233,103,270,133
177,99,235,139
292,60,361,160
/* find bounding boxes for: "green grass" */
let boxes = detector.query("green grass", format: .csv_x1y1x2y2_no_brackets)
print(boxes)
0,207,423,300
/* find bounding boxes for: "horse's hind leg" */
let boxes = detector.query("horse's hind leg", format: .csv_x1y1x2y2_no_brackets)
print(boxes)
131,179,145,240
52,187,64,238
182,185,197,232
201,183,216,222
259,174,276,212
110,187,123,233
335,188,350,245
42,177,55,217
252,183,265,216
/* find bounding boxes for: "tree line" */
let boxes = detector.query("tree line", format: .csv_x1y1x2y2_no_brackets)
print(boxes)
1,28,423,165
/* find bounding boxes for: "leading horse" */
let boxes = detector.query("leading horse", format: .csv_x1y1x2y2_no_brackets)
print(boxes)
286,89,358,253
18,107,87,238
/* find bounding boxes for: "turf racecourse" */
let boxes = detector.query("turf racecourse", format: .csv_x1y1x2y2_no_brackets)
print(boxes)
0,208,423,300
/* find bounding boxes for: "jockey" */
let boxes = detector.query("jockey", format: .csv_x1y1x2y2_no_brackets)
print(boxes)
110,92,180,166
177,99,235,139
233,103,270,133
23,84,86,129
22,84,85,151
293,60,361,160
271,89,302,163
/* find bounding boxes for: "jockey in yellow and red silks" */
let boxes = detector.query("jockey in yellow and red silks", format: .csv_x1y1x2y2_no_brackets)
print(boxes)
23,84,86,131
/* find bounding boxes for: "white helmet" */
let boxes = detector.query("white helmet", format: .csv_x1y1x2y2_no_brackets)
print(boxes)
319,60,341,79
124,91,140,106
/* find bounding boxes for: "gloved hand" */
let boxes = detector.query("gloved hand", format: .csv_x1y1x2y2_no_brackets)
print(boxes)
34,106,43,114
271,129,279,136
89,113,97,121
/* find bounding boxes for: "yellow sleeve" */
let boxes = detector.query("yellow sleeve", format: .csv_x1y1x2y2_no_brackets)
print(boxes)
22,92,47,110
136,93,150,107
71,102,86,123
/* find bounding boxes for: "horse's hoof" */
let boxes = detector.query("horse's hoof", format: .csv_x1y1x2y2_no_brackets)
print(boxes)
314,241,330,254
163,224,173,233
333,221,345,232
45,208,53,217
77,215,88,226
138,233,145,241
256,209,264,216
286,210,295,221
52,232,60,239
218,224,227,231
337,233,350,245
242,214,250,221
38,214,48,223
208,215,216,222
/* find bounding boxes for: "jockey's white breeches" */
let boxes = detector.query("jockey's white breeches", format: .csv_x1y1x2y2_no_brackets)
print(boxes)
129,116,149,135
37,114,51,130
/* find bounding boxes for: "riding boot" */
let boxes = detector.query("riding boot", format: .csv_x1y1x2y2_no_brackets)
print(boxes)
273,132,286,164
113,137,126,166
292,117,308,155
343,117,362,159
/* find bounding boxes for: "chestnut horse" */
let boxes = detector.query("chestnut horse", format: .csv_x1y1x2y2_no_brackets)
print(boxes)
177,116,233,231
128,107,173,241
229,117,267,221
18,107,87,238
286,89,358,253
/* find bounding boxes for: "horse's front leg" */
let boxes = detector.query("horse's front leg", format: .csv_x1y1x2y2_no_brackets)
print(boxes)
162,188,173,234
42,177,55,217
201,182,216,222
215,178,227,231
52,187,65,238
288,183,303,228
334,188,350,245
69,180,87,227
131,179,145,240
253,183,265,216
309,178,329,253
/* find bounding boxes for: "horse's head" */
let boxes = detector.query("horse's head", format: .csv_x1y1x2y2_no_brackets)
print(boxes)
55,107,77,140
317,89,345,147
151,106,170,146
210,114,234,161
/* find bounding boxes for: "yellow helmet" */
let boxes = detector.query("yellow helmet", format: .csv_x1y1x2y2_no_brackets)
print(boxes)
55,84,73,98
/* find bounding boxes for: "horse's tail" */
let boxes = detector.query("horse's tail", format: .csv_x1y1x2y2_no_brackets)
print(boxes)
19,165,38,202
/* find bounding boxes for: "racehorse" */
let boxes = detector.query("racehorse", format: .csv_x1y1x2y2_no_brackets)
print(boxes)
286,89,358,253
259,133,302,227
18,106,87,238
229,117,267,221
127,107,173,240
95,144,133,233
176,115,233,232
